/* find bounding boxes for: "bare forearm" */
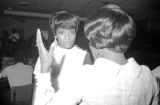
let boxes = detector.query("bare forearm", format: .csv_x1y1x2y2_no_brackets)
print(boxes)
41,62,51,73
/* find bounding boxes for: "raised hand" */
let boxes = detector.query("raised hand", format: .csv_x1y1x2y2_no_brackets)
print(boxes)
36,28,56,73
36,28,65,73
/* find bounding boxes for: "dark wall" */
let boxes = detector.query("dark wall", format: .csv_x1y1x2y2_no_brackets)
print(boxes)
125,19,160,69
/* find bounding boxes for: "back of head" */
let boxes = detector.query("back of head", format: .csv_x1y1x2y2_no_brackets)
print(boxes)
13,50,25,63
49,11,79,35
84,4,136,53
2,30,9,38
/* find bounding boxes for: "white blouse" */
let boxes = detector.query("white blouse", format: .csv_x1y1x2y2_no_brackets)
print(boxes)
32,45,87,105
49,58,159,105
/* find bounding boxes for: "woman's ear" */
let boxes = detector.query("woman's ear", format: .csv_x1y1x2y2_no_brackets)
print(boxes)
54,35,57,39
54,35,57,41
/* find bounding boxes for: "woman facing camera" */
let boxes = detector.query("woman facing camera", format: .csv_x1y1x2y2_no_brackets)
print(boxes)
32,11,92,105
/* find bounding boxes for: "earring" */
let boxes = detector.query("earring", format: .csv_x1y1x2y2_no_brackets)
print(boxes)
54,35,57,39
97,50,100,55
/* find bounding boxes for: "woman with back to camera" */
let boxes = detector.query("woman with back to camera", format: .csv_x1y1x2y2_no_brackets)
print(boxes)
49,4,159,105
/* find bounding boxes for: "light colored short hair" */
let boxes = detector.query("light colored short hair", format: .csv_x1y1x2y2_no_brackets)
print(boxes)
84,4,136,53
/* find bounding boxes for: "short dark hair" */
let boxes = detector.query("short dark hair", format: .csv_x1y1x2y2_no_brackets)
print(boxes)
49,11,79,35
84,4,136,53
13,50,25,62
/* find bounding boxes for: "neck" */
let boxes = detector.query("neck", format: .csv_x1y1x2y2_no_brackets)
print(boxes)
98,49,127,65
58,45,74,50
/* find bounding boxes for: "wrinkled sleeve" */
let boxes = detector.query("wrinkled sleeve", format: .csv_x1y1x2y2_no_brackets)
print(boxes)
32,57,55,105
151,77,159,105
49,71,83,105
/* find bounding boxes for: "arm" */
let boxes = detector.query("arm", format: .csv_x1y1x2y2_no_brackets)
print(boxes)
32,57,55,105
32,29,56,105
50,72,82,105
33,29,64,105
32,73,55,105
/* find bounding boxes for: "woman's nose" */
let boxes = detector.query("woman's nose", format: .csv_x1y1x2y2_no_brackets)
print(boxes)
65,33,71,40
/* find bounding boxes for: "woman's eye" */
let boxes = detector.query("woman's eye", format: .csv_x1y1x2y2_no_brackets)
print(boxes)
57,31,64,34
71,31,75,34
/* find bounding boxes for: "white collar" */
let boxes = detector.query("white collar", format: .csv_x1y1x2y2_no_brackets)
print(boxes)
94,57,141,78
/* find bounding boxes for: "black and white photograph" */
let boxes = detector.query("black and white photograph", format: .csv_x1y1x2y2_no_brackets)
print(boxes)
0,0,160,105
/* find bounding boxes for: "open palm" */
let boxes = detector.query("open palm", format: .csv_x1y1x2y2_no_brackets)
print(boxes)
36,29,56,73
36,29,65,73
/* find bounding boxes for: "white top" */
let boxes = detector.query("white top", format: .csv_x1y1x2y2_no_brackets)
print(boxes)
32,45,87,105
50,58,159,105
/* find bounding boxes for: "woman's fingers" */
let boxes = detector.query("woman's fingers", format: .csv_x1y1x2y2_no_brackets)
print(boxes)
36,29,40,49
36,29,51,73
36,28,42,52
36,28,46,52
36,29,44,49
